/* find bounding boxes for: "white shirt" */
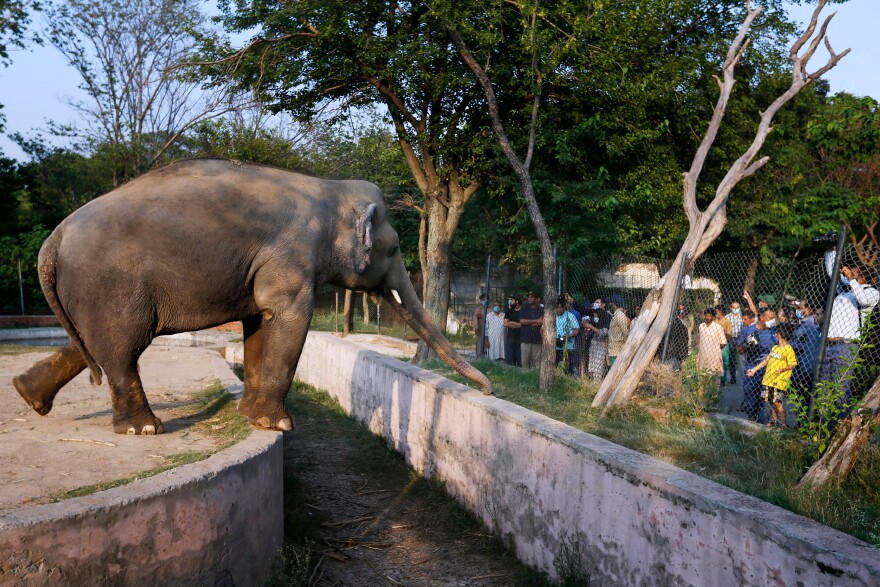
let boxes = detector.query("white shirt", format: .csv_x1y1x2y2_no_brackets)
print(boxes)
827,281,879,340
725,311,743,338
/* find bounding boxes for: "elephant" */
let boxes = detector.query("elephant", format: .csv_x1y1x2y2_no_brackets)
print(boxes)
12,158,493,435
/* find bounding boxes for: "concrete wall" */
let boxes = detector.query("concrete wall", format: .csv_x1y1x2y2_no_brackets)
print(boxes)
295,332,880,587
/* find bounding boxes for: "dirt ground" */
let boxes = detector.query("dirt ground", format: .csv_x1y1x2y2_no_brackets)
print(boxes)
274,382,549,587
0,346,230,511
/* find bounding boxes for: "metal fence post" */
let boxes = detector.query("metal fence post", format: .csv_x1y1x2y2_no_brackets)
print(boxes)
810,226,848,415
661,252,689,363
480,256,491,358
334,290,339,333
18,259,25,315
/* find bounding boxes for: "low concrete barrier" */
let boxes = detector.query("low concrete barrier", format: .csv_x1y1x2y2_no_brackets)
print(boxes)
295,332,880,586
0,338,281,587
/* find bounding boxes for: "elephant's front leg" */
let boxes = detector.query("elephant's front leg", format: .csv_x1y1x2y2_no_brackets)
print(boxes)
238,293,313,432
237,315,264,418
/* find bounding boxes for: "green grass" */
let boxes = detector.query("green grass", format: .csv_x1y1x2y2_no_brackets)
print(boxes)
0,344,57,355
425,358,880,547
308,309,476,350
46,382,249,502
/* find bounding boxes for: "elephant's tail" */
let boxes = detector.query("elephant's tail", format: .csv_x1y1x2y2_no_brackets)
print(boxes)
38,227,103,386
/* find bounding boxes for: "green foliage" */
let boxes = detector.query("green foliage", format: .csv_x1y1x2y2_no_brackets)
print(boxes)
788,316,875,460
673,354,722,419
0,0,42,67
788,379,847,459
0,224,51,313
263,543,313,587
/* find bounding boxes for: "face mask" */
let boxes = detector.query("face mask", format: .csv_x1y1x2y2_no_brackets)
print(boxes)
592,303,600,310
765,319,776,328
493,306,500,313
593,316,600,323
840,276,850,286
795,310,804,320
731,308,740,315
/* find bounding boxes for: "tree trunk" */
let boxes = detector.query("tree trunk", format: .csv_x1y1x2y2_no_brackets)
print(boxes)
413,178,469,365
448,21,558,390
799,375,880,486
362,292,370,326
342,289,353,336
743,255,759,296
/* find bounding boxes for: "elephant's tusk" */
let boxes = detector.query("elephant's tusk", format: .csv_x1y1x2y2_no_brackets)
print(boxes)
391,289,402,305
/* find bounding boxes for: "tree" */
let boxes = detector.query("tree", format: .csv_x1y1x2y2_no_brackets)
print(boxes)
0,0,42,136
593,0,848,410
205,0,496,364
44,0,245,186
443,0,591,389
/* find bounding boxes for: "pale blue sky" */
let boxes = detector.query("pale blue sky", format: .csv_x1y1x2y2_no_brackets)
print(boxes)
0,0,877,161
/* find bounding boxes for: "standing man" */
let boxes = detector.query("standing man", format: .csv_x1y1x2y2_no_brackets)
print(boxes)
790,298,820,394
563,292,586,376
519,291,544,370
697,307,727,386
503,294,522,367
473,294,486,357
554,297,580,372
725,301,743,383
820,260,879,413
607,295,630,367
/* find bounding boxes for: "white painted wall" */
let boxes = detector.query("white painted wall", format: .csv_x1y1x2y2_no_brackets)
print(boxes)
295,332,880,586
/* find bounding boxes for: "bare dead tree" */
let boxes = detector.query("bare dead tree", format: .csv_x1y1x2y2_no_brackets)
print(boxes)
592,0,849,410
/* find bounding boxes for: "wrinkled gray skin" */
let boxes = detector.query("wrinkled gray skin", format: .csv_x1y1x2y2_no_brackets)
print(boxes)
13,159,492,435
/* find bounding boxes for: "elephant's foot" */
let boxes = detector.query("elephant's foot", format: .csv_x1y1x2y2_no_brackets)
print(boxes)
13,374,57,415
112,409,164,435
13,345,88,415
238,401,293,432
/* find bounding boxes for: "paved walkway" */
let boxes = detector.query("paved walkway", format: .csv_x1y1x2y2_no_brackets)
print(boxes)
0,345,234,513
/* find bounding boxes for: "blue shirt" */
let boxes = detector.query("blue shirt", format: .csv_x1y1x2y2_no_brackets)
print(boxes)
739,324,776,368
792,316,820,374
555,311,579,350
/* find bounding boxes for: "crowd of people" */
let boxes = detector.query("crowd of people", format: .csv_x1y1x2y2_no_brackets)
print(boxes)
471,252,878,428
670,254,879,426
473,291,632,380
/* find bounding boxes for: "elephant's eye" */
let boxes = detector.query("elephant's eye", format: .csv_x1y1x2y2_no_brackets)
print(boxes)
388,244,399,256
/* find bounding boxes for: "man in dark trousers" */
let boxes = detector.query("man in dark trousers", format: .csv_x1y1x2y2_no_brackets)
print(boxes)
503,294,522,367
519,291,544,370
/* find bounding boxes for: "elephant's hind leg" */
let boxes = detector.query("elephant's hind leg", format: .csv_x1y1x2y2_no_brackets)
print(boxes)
13,344,87,415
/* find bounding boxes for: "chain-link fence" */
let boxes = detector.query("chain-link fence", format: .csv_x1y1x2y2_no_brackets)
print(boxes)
551,240,880,426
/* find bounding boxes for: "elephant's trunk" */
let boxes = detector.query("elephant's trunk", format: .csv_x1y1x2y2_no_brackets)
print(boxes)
381,276,493,395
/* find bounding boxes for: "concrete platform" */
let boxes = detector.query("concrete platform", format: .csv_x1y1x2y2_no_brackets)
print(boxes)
0,335,282,586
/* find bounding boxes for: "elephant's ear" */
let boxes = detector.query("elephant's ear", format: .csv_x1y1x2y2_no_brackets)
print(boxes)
355,203,377,274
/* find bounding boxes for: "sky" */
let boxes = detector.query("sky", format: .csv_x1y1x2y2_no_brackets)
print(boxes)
0,0,878,162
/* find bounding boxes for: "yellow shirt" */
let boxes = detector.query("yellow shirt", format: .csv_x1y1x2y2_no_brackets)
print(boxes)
762,343,797,390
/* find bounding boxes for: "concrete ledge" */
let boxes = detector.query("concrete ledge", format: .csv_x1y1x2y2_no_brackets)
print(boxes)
0,327,67,341
0,338,282,587
294,331,880,587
